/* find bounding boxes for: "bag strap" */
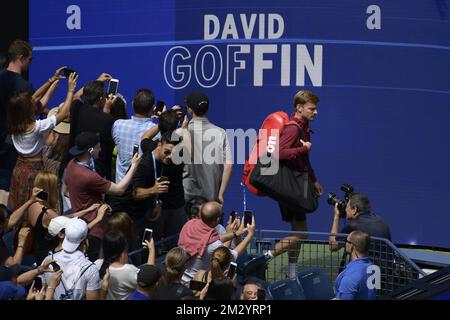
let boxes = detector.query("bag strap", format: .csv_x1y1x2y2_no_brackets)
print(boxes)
60,261,95,297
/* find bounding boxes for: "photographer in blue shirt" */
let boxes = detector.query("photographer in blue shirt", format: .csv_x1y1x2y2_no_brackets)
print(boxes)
334,231,377,300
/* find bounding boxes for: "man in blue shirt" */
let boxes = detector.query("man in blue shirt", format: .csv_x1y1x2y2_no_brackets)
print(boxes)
112,88,158,183
335,231,377,300
129,264,161,300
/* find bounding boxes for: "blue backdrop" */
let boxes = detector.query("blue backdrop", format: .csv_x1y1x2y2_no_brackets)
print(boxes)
29,0,450,248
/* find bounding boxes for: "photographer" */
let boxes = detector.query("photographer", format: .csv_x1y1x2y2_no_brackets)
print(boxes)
329,193,391,252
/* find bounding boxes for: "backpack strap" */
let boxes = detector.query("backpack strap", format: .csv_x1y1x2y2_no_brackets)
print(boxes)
59,261,95,299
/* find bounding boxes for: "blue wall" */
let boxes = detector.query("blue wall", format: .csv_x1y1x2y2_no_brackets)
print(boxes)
29,0,450,247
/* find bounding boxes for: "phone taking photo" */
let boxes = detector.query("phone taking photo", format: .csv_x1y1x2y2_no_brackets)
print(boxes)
51,262,60,272
133,144,139,156
244,210,253,228
155,100,165,114
37,191,49,202
228,261,237,279
189,280,207,291
107,79,119,96
257,289,266,300
229,210,238,223
34,277,43,291
61,68,76,78
142,228,153,246
158,176,169,182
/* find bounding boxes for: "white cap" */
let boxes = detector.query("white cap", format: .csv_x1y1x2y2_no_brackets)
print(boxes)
62,218,88,253
48,216,71,237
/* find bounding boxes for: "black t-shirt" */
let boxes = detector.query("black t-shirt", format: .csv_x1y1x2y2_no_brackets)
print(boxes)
69,100,115,180
153,283,195,300
134,140,185,210
110,139,185,218
340,213,392,241
0,70,34,142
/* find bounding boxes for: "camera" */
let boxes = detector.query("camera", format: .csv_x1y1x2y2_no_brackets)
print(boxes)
326,183,354,218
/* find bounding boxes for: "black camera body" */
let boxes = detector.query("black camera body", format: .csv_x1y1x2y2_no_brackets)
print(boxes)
327,183,354,218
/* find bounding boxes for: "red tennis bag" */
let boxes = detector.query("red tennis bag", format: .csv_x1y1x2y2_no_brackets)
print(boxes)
242,111,298,196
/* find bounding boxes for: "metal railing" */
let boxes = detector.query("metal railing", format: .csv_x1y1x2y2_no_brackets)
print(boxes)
251,230,426,298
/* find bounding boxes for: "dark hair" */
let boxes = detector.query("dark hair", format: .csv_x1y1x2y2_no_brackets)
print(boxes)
47,133,70,162
6,92,35,134
0,204,9,233
190,105,208,117
133,88,154,115
100,230,128,277
110,96,128,120
160,131,182,146
82,81,105,106
158,110,179,134
205,277,235,300
349,193,371,213
185,196,208,219
7,40,32,63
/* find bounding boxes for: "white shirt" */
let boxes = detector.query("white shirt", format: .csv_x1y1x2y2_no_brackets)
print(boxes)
12,115,56,157
106,264,139,300
42,250,100,300
181,241,238,285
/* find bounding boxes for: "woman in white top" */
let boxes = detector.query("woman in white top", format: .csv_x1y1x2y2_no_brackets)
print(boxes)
97,230,155,300
6,72,77,210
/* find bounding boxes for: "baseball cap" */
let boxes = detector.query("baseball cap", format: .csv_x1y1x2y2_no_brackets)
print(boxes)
48,103,70,134
62,218,88,253
69,132,100,156
137,264,161,289
185,91,209,110
48,216,71,237
0,281,26,300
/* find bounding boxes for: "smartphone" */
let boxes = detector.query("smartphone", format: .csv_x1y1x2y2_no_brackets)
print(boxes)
61,68,76,78
34,277,43,291
155,100,165,114
178,106,187,118
158,176,169,182
189,280,207,291
257,289,266,300
107,79,119,96
244,210,253,228
227,262,237,279
133,144,139,156
229,210,238,223
142,228,153,246
51,262,60,272
37,191,49,202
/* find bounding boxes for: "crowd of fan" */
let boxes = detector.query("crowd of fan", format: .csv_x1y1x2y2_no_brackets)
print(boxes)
0,40,266,300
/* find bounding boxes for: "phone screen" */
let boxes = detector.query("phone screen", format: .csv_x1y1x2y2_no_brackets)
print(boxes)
34,277,43,291
228,262,237,279
244,210,253,227
189,280,207,291
257,289,266,300
230,210,237,223
51,262,60,272
37,191,49,202
108,80,119,95
142,228,153,245
62,68,76,78
133,144,139,156
155,100,165,113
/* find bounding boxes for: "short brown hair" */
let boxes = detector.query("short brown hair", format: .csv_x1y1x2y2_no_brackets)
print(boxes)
7,40,32,62
6,92,35,135
293,90,320,108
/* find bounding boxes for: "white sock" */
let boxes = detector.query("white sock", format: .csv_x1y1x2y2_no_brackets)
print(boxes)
288,263,297,280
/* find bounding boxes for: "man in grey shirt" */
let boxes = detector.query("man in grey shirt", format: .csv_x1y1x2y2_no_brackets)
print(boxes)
182,91,232,205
